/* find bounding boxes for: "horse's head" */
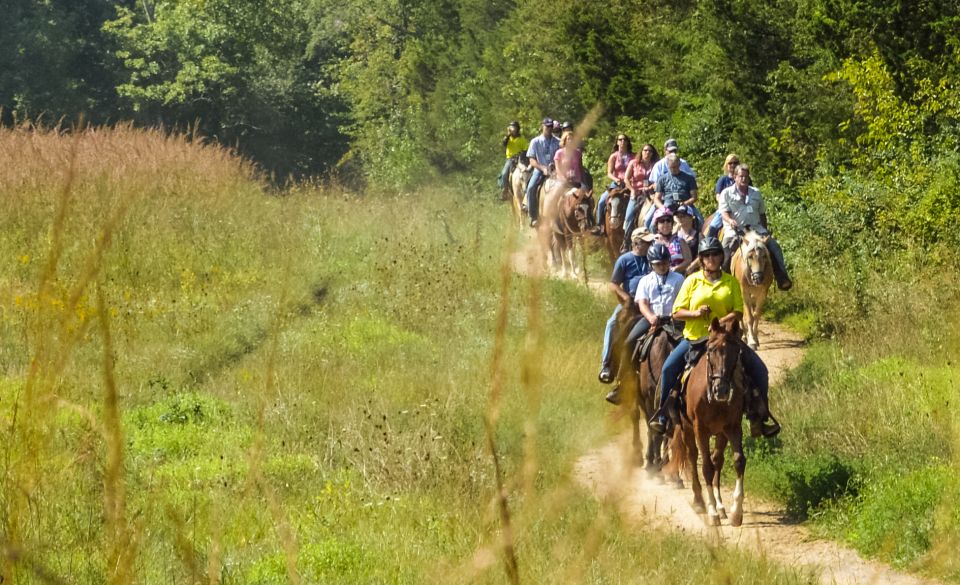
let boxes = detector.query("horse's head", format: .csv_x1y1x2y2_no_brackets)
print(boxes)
739,231,771,286
607,188,626,229
706,318,743,401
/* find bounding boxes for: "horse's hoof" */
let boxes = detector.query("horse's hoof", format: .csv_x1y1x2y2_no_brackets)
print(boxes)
692,501,706,514
729,510,743,527
718,507,728,520
707,513,721,527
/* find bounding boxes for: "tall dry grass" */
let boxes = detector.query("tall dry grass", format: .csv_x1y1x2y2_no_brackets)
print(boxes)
0,122,816,584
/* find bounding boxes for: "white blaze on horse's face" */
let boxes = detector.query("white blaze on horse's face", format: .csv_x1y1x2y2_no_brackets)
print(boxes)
741,235,768,286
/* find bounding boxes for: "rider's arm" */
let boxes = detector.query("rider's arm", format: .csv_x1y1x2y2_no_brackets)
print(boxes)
653,181,665,209
760,213,769,230
606,153,619,184
672,240,692,274
684,187,698,207
624,162,636,197
637,297,657,324
608,281,631,304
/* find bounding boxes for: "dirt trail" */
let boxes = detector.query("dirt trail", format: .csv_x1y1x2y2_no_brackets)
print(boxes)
512,234,941,585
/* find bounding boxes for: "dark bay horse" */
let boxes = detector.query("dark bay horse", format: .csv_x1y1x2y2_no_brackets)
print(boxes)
613,304,677,470
669,318,748,527
603,188,628,262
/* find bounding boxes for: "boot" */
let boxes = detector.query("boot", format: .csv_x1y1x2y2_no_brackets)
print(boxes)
605,384,622,405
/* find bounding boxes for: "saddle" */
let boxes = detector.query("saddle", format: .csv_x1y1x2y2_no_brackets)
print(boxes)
634,319,683,363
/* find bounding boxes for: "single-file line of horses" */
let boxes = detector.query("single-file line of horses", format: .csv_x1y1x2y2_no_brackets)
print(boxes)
499,122,793,527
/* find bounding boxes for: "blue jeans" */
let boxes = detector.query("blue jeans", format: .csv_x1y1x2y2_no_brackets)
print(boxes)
525,168,547,221
498,158,516,189
595,181,619,226
766,237,790,283
623,196,641,243
657,338,769,419
707,212,723,237
600,304,622,368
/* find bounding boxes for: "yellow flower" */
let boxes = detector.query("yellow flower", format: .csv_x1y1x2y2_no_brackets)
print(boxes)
18,254,30,266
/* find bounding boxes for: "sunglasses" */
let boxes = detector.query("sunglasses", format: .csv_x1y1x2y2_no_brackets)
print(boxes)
701,251,723,258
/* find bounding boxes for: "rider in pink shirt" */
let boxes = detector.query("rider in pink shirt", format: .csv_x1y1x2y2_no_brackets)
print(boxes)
594,134,635,233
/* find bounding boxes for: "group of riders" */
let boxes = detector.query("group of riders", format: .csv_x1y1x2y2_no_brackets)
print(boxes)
498,118,794,440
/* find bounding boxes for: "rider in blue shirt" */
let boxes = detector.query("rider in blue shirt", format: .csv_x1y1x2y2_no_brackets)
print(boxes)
599,227,655,394
525,118,561,227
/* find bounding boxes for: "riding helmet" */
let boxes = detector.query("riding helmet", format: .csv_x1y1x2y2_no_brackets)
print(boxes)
647,242,671,264
508,120,520,130
653,207,674,223
698,236,724,256
561,121,573,131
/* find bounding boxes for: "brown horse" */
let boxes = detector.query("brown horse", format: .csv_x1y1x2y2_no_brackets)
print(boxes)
731,230,773,349
670,318,748,527
634,322,679,471
603,188,629,262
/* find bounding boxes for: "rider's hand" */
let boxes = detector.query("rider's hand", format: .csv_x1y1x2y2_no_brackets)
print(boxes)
650,316,660,328
697,305,711,318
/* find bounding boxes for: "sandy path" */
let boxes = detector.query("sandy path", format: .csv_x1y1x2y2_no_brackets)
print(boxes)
512,233,941,585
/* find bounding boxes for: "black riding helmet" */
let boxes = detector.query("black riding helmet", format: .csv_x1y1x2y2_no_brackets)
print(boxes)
647,242,671,264
698,236,724,256
508,120,520,130
561,121,573,131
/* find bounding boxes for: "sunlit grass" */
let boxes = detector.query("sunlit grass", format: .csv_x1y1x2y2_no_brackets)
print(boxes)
0,124,816,583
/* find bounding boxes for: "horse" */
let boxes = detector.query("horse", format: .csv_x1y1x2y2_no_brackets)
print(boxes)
730,230,773,349
669,318,747,527
509,160,532,229
544,185,589,278
633,320,680,471
603,188,628,262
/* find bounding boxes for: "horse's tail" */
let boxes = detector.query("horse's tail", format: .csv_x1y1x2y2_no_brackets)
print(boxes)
663,424,688,479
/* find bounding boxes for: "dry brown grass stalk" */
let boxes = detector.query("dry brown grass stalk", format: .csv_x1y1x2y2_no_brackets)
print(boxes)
96,283,136,585
482,221,522,584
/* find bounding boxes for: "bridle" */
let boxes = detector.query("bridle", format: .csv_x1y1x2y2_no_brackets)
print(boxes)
706,334,742,404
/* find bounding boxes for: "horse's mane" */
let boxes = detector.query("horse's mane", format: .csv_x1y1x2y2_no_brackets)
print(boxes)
741,230,769,255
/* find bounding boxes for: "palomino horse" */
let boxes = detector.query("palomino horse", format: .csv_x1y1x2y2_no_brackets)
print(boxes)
545,186,589,278
509,161,532,229
670,318,748,527
603,188,628,262
730,230,773,349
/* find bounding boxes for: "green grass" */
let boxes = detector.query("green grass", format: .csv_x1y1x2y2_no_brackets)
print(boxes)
0,125,814,584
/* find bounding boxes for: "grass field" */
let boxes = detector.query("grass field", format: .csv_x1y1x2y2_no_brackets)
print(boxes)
0,125,818,583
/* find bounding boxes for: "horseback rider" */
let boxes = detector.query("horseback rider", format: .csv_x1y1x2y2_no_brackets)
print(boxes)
525,118,561,228
498,121,529,194
593,134,635,235
649,236,781,438
621,143,659,242
598,227,655,392
651,208,693,273
606,243,686,405
644,152,705,230
647,138,697,183
705,153,741,237
717,164,792,291
675,205,701,263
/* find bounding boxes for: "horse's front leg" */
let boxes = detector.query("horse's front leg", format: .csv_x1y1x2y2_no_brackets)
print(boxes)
728,426,747,527
744,298,758,349
689,425,707,515
711,434,728,520
696,425,720,526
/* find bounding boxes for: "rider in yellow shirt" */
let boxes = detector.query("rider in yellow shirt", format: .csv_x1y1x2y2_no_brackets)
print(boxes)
498,121,529,192
649,236,780,438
